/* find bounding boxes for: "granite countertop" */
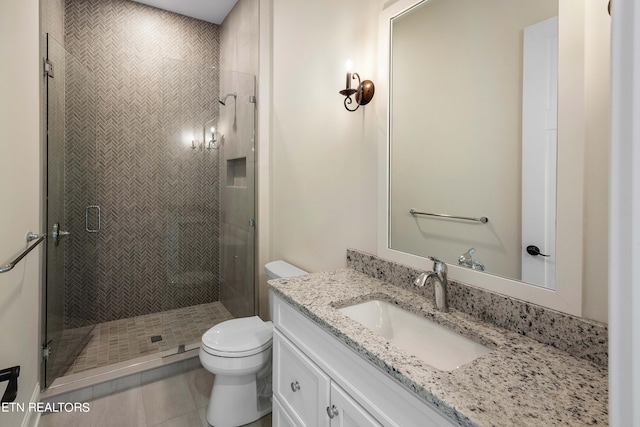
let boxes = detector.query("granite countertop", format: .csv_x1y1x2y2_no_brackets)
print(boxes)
267,268,608,427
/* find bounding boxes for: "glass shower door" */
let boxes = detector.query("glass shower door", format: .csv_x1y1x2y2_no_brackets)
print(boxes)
160,62,255,357
44,34,98,387
160,59,225,355
218,69,257,319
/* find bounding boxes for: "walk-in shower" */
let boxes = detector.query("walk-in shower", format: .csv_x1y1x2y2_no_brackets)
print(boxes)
42,3,256,388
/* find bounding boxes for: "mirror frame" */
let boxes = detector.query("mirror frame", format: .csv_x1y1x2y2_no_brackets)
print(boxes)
377,0,585,316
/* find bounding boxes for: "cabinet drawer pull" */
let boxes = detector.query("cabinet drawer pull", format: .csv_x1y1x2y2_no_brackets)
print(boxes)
326,405,339,419
290,381,300,392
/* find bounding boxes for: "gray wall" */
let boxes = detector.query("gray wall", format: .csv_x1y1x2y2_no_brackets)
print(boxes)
63,0,222,325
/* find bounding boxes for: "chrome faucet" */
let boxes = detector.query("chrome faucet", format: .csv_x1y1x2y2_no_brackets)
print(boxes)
413,256,449,312
458,248,486,271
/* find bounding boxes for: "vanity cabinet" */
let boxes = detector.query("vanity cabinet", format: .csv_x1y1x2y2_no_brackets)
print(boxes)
270,293,458,427
274,330,381,427
273,330,330,426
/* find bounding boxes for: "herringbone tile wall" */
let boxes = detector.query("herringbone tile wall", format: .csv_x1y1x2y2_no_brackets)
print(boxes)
63,0,222,327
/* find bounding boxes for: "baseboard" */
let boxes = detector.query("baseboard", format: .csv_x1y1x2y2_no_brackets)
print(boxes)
21,382,41,427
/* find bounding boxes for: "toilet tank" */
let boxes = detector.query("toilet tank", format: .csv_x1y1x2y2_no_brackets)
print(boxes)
264,260,308,280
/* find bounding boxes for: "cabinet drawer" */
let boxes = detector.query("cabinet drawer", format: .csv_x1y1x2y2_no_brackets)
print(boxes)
274,330,331,427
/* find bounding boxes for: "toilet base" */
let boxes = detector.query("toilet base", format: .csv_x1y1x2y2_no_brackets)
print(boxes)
206,373,272,427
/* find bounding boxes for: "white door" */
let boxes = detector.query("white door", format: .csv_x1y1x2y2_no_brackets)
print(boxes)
521,16,558,289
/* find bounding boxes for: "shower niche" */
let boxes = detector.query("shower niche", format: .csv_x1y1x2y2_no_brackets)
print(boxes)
227,157,247,187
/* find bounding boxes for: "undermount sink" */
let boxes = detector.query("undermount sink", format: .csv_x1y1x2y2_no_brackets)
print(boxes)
339,299,492,371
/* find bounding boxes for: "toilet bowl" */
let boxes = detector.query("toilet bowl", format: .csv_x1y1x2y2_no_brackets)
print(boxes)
199,260,307,427
200,316,273,427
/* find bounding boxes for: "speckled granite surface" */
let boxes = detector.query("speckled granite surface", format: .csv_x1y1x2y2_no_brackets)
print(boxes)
267,269,608,427
346,249,608,367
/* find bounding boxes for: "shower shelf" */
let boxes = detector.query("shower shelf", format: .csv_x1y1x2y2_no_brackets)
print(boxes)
227,157,247,187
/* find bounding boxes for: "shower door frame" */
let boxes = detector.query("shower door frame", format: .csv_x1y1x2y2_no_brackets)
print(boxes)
41,33,98,388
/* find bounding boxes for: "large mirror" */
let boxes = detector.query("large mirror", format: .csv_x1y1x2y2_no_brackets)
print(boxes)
389,0,558,289
378,0,606,316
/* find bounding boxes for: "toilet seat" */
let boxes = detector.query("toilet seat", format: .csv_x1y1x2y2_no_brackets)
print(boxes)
201,316,273,358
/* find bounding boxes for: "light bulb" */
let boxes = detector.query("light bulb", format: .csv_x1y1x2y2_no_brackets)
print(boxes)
345,58,353,90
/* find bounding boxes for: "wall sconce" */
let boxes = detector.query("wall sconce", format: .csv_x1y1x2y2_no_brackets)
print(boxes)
202,120,221,151
206,126,220,150
339,59,375,112
191,139,201,150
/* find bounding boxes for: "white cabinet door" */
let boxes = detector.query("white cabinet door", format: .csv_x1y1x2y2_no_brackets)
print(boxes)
274,396,301,427
274,330,331,427
329,382,382,427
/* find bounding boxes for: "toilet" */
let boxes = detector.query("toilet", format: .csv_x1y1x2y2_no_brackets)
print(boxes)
199,260,307,427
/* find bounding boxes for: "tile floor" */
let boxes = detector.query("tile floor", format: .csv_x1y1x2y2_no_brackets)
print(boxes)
38,367,272,427
51,302,233,376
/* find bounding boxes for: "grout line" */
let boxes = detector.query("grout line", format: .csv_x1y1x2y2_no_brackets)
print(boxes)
51,302,233,377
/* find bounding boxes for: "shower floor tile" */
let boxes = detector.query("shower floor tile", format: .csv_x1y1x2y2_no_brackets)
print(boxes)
53,302,233,376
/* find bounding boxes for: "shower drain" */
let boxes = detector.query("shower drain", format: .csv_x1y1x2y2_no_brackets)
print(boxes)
150,335,162,343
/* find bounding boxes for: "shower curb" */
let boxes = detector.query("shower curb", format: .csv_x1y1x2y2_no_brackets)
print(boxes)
40,348,201,405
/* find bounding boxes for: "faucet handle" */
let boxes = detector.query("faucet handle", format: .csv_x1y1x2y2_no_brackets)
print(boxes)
459,248,476,261
426,256,447,273
413,272,428,287
458,248,476,266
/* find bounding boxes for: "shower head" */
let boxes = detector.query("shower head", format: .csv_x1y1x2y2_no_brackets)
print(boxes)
219,92,237,106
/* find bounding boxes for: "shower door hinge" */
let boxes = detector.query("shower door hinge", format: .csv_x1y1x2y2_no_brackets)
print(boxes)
249,95,256,104
42,341,52,361
249,219,256,227
44,59,54,78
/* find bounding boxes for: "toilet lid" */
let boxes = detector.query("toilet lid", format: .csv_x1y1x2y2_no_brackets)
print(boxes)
201,316,273,357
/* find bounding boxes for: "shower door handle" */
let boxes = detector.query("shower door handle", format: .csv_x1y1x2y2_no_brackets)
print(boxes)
86,205,101,233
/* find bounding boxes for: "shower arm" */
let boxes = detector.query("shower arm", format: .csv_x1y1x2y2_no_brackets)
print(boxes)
219,92,237,106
